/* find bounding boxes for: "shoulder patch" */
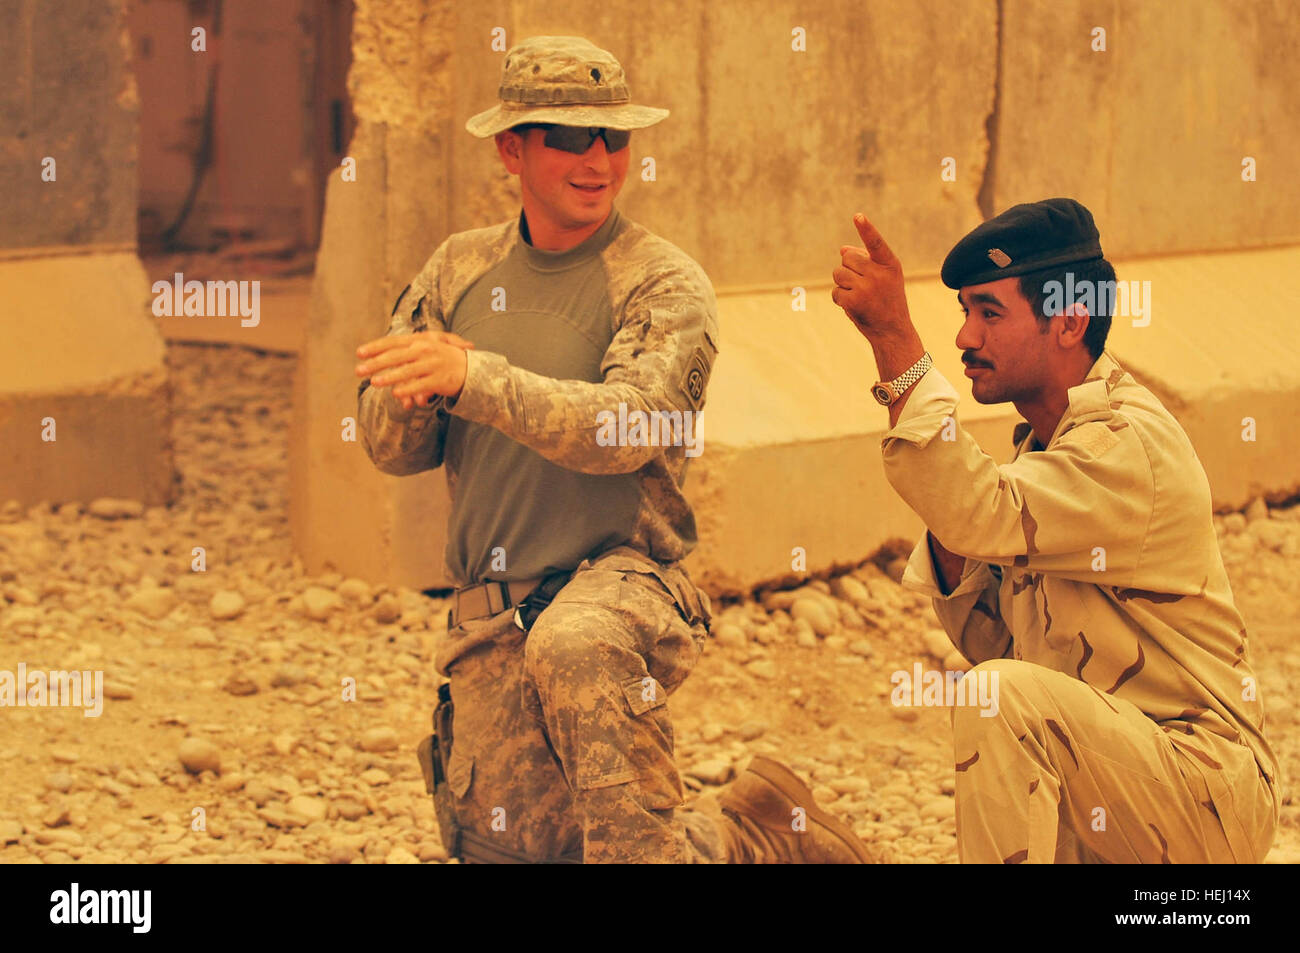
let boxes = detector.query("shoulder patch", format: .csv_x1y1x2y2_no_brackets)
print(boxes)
680,347,710,411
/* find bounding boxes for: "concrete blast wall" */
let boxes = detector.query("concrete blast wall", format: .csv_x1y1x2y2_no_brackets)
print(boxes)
292,0,1300,595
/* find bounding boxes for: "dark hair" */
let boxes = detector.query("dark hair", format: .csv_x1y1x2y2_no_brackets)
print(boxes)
1017,257,1117,359
508,122,553,135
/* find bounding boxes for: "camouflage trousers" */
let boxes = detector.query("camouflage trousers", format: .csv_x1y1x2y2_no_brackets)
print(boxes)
432,546,729,863
952,659,1277,863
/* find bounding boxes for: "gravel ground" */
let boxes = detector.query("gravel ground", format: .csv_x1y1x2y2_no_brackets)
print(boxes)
1,342,1296,864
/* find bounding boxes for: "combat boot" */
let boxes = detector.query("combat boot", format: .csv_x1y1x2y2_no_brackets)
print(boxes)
718,755,875,863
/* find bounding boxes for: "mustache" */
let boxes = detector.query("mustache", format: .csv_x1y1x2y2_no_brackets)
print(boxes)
962,354,993,368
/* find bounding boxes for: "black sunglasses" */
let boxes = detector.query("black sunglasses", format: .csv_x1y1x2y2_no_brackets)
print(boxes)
519,124,631,154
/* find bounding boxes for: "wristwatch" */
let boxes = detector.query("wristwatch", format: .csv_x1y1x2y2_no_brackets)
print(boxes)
871,351,933,406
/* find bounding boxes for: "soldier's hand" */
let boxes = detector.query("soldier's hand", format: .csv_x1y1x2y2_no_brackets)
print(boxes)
355,331,475,409
831,213,912,341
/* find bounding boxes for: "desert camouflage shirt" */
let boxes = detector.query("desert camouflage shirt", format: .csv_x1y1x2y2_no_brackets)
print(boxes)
887,350,1278,799
357,209,718,585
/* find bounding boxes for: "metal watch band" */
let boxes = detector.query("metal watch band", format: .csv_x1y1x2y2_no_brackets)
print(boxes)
873,351,933,405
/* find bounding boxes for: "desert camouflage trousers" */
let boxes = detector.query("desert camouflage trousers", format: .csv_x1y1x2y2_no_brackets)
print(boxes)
953,660,1278,863
432,546,729,863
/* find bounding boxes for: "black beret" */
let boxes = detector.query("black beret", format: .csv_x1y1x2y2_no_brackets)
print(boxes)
941,197,1104,289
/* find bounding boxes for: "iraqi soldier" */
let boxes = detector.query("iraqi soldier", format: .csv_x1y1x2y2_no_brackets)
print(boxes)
354,35,869,863
832,198,1278,862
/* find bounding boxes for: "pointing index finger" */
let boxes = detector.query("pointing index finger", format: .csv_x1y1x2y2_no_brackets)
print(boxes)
853,213,899,267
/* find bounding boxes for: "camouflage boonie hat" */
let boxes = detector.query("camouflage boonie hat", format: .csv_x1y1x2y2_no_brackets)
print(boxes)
465,36,669,137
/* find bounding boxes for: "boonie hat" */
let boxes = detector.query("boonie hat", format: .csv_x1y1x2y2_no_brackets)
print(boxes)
465,35,669,137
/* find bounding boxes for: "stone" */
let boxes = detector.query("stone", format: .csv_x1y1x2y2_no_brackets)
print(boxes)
337,578,373,604
885,557,909,585
1221,512,1247,535
823,635,847,652
123,586,177,620
790,597,837,637
287,796,327,823
270,665,309,689
0,819,24,843
210,590,246,620
87,498,145,520
1250,520,1288,553
847,639,875,658
920,797,954,822
328,843,360,864
700,723,726,743
738,720,767,741
49,747,79,764
372,594,402,624
302,586,343,621
830,575,871,606
713,623,747,649
222,673,259,696
828,777,871,796
688,759,733,785
418,842,449,863
271,733,297,757
1244,498,1269,523
187,626,218,648
747,659,778,680
359,768,391,786
177,738,221,775
245,780,275,807
44,772,74,794
386,845,420,865
103,682,135,700
358,727,399,753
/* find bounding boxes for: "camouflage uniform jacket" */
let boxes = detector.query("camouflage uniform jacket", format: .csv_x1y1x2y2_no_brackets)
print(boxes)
356,210,719,585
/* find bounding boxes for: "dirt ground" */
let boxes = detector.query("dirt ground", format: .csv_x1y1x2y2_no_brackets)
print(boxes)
1,342,1296,864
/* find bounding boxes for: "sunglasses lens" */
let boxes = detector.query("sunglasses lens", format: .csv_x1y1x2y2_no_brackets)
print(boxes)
542,126,631,154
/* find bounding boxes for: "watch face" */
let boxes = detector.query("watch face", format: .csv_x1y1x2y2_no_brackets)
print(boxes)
872,384,893,405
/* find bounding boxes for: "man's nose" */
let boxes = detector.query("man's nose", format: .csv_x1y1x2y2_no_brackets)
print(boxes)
955,317,981,353
582,137,611,168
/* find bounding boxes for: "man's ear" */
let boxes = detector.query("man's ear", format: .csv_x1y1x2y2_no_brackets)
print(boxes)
495,130,525,174
1060,301,1091,349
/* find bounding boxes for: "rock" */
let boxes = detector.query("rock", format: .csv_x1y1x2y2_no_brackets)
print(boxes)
271,733,297,756
920,797,954,822
847,639,875,658
738,720,767,741
210,590,246,620
385,845,420,865
889,706,920,722
87,498,144,520
939,778,956,795
222,673,259,696
329,844,360,864
337,578,373,604
713,623,747,649
187,626,218,648
44,772,74,794
829,776,871,796
359,768,391,786
700,723,726,743
334,798,370,821
1221,512,1247,535
794,622,818,649
1244,498,1269,524
760,590,798,612
177,738,221,775
103,682,134,700
302,587,343,621
359,727,399,753
812,784,840,804
830,575,871,606
1250,520,1288,553
839,604,867,630
42,804,71,828
0,819,23,843
823,635,847,653
791,598,837,637
922,629,953,660
49,747,79,764
287,796,327,823
747,659,778,680
123,586,176,620
418,842,449,863
245,780,275,807
688,759,733,785
885,556,909,585
270,665,308,689
372,594,402,624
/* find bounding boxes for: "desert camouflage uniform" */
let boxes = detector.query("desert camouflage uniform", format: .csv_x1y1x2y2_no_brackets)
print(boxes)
887,351,1279,863
357,211,727,863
